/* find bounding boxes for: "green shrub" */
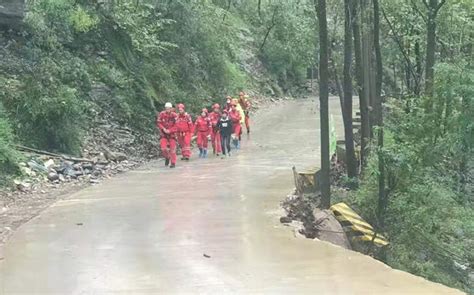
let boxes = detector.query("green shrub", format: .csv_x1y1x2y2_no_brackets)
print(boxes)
0,103,19,184
348,85,474,292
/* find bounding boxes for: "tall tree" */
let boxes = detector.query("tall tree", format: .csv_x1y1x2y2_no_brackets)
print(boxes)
315,0,331,209
343,0,358,178
373,0,386,229
424,0,447,100
353,0,370,166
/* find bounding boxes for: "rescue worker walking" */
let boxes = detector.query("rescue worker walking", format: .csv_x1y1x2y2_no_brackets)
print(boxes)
238,92,252,134
224,96,233,112
229,102,242,149
156,102,178,168
209,103,222,156
194,108,212,158
217,110,233,157
176,103,194,161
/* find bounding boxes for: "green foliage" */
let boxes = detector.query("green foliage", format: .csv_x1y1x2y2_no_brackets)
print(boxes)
349,63,474,291
69,6,98,33
252,1,316,92
109,2,174,56
0,103,20,185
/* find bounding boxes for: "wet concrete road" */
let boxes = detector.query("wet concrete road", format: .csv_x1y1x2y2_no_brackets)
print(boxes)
0,99,462,294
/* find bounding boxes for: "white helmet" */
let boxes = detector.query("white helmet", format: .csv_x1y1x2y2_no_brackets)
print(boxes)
164,102,172,108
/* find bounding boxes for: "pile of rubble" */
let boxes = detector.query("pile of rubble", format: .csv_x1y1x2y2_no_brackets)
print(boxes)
280,194,351,250
11,146,139,195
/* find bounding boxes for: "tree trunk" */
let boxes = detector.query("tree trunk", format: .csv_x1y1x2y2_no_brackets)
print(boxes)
424,0,446,104
424,0,437,99
258,0,262,19
343,0,358,178
362,0,375,138
460,95,470,200
414,38,422,95
361,0,373,141
331,60,345,117
373,0,386,229
373,0,382,101
352,0,369,167
222,0,232,21
259,7,277,51
315,0,331,209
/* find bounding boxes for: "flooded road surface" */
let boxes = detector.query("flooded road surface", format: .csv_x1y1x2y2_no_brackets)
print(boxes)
0,99,462,294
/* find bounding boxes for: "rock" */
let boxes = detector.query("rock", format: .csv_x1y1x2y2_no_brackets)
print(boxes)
47,172,59,181
0,0,26,26
44,159,55,170
58,174,66,182
98,153,108,163
280,216,292,224
336,144,346,163
55,161,71,174
312,209,351,249
28,160,48,173
82,163,94,170
104,149,127,162
21,167,35,177
114,152,127,162
90,179,100,184
15,181,31,192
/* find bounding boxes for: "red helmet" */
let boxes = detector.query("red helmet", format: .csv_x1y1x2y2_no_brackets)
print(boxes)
212,103,220,109
177,103,185,110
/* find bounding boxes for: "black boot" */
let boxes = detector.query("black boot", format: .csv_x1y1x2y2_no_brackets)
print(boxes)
170,164,176,168
165,158,170,166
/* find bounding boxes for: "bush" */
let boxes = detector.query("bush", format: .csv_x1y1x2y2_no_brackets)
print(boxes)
0,103,19,185
348,89,474,292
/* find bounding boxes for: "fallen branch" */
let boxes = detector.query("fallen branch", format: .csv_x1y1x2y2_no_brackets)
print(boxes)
15,145,107,164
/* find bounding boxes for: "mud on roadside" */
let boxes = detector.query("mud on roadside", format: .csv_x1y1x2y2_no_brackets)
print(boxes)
279,159,352,250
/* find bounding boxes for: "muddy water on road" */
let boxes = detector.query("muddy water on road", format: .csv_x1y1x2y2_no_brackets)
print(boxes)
0,99,462,294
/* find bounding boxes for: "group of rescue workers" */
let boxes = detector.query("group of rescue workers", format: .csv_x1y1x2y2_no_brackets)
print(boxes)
156,92,252,168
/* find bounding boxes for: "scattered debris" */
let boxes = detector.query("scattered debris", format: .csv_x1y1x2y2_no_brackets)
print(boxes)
76,223,83,226
203,254,211,258
280,216,292,224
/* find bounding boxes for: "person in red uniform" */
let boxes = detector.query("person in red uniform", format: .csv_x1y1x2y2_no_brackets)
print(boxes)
194,108,212,158
209,103,222,156
175,103,194,161
156,102,178,168
238,92,252,134
228,102,242,149
224,96,233,112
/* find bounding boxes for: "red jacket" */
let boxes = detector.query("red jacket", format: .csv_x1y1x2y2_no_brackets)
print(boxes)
194,116,211,133
156,111,178,137
229,109,241,125
176,112,194,133
209,112,221,131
